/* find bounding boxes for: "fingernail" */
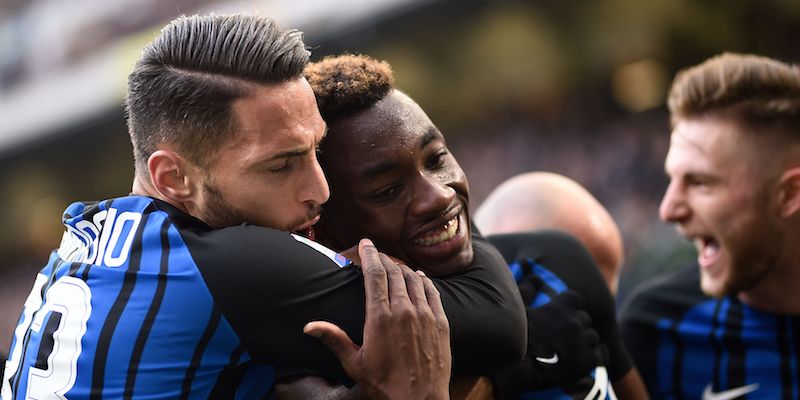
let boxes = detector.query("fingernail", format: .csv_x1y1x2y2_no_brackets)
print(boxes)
303,323,321,338
360,238,374,247
416,270,426,277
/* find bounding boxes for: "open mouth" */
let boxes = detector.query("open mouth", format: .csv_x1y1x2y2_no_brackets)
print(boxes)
695,236,721,267
294,226,316,241
292,216,319,241
412,216,460,247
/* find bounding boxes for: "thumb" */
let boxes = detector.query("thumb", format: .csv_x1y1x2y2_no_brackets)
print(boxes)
304,321,360,364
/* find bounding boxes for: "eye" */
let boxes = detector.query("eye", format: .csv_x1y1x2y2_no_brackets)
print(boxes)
369,185,401,203
426,149,449,169
269,159,292,173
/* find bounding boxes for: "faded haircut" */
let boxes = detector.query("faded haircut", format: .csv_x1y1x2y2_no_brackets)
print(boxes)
125,14,310,174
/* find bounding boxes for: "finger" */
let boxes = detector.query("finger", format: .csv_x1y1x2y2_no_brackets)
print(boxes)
380,252,410,307
576,310,592,329
358,239,389,313
419,270,447,322
401,266,427,308
304,321,359,366
339,244,361,265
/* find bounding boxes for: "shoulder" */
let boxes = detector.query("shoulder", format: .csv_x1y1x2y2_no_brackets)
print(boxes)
620,263,703,319
488,230,604,294
487,229,589,264
619,263,709,347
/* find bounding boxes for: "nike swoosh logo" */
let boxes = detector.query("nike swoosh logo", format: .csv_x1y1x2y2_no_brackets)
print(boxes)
702,383,759,400
535,353,559,364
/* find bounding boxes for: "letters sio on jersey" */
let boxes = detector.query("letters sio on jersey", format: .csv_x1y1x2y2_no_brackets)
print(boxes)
57,207,142,267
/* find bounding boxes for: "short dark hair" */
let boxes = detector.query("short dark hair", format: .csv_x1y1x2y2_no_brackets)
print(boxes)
125,14,310,174
668,53,800,138
304,54,394,122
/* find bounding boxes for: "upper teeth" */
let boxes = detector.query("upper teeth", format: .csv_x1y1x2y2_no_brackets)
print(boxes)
414,217,459,246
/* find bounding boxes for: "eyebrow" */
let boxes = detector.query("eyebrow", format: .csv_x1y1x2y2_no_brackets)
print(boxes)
361,127,442,179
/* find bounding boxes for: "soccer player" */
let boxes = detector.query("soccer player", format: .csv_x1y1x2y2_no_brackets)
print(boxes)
1,14,527,399
474,171,625,295
620,53,800,399
274,54,630,399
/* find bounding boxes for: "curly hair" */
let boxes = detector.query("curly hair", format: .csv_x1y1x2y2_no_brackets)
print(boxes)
668,53,800,137
304,54,394,122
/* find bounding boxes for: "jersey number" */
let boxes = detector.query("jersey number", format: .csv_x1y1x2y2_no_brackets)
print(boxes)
2,274,92,399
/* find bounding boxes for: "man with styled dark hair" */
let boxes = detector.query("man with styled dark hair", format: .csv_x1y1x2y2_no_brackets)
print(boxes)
272,53,647,400
620,53,800,399
2,15,526,399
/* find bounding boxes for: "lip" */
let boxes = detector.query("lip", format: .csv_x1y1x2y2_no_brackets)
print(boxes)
406,208,469,263
293,215,320,234
412,204,463,239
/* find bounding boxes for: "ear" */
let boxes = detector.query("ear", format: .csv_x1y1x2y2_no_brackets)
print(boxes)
777,167,800,218
148,149,202,205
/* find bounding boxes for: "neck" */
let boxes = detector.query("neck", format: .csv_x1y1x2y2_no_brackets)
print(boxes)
131,175,189,215
131,174,159,198
738,242,800,314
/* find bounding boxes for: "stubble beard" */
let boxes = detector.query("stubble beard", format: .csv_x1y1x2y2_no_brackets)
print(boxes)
710,224,781,297
200,180,248,229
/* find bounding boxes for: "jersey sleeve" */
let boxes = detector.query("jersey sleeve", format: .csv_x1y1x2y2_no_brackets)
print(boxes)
434,232,527,376
190,225,526,381
488,230,634,382
189,226,365,383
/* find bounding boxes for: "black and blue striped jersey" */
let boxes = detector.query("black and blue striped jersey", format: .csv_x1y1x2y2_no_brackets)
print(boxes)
620,263,800,399
2,195,525,399
489,231,633,400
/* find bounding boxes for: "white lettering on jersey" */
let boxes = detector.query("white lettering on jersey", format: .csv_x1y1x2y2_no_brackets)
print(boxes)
56,207,142,267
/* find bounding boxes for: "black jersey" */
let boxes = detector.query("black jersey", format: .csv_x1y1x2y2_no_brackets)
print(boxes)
2,195,525,399
620,263,800,399
488,230,634,399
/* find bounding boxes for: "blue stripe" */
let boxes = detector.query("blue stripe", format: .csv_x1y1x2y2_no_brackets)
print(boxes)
508,261,524,282
531,264,567,294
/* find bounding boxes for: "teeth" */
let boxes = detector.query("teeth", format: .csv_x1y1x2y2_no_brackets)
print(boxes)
703,241,719,257
695,237,719,258
413,217,459,246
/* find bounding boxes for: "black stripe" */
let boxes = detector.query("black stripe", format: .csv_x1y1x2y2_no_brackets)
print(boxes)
90,212,148,400
34,312,63,370
709,300,724,396
68,262,82,276
124,218,170,399
792,317,800,400
82,261,91,281
180,308,222,399
723,298,745,390
670,316,686,400
777,316,793,400
207,345,248,398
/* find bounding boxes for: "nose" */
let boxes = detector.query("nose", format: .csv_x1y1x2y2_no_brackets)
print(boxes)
410,174,456,218
301,157,330,207
659,181,690,223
